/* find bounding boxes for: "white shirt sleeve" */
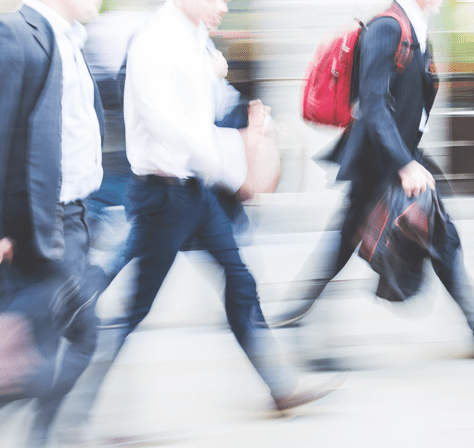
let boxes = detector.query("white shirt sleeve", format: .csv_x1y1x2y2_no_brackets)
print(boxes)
214,77,243,123
213,126,247,192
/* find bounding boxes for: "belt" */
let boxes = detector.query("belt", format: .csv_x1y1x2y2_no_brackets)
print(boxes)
60,199,84,208
133,174,191,187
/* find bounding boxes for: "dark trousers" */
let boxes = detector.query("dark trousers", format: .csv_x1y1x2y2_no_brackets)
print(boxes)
295,188,474,335
125,177,258,335
121,176,295,398
0,202,102,446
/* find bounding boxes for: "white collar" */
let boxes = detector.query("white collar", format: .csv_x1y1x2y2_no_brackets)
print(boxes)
396,0,428,52
24,0,88,48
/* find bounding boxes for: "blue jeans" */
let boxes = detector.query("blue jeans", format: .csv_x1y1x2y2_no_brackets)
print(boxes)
123,175,296,399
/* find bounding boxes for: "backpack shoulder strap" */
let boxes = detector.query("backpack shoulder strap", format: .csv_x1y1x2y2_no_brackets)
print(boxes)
376,2,413,74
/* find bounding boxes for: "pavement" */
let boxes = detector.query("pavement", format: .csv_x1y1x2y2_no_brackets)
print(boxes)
5,327,474,448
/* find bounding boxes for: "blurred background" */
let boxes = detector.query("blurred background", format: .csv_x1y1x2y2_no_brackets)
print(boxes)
3,1,474,447
2,1,474,186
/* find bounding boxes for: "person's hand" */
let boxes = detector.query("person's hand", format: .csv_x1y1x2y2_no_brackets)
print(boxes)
237,100,279,201
398,160,435,198
0,237,14,264
246,99,271,149
210,49,228,78
248,99,271,133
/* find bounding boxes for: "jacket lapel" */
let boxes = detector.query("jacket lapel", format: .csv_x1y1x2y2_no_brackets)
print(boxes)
410,25,436,114
422,48,437,113
83,53,105,143
19,6,65,259
20,5,55,59
21,5,105,144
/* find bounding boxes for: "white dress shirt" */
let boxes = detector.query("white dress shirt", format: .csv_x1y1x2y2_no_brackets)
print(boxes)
24,0,103,204
124,0,247,193
397,0,428,53
206,38,243,123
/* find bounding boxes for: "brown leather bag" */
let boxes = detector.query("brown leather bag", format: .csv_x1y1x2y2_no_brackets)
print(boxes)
0,313,43,396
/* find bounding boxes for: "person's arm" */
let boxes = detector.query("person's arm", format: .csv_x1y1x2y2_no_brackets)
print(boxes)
214,77,250,129
359,18,434,197
0,18,24,250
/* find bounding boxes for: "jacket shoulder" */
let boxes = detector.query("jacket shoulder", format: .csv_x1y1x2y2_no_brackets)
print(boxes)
364,15,403,41
360,15,404,61
0,9,30,35
0,10,25,33
0,12,27,61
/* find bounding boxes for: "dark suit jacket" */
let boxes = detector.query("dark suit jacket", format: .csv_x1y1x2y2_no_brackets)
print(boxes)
329,2,437,242
0,6,104,261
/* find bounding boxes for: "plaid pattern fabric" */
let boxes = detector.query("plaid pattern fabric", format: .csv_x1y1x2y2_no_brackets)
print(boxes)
394,201,429,249
358,185,445,302
359,196,391,263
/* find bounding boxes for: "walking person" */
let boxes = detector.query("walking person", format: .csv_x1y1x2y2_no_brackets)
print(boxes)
0,0,106,445
110,0,343,414
97,29,255,282
274,0,474,338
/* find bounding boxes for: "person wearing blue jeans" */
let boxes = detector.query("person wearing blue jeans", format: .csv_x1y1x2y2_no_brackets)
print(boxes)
110,0,343,413
124,175,289,391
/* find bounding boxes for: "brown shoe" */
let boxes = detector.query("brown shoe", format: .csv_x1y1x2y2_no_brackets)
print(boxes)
274,370,350,412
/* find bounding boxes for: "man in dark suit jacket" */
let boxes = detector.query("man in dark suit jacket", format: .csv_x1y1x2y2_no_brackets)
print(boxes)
0,0,105,445
276,0,474,335
332,0,438,265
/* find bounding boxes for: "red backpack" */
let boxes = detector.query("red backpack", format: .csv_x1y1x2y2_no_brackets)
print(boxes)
301,2,413,128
